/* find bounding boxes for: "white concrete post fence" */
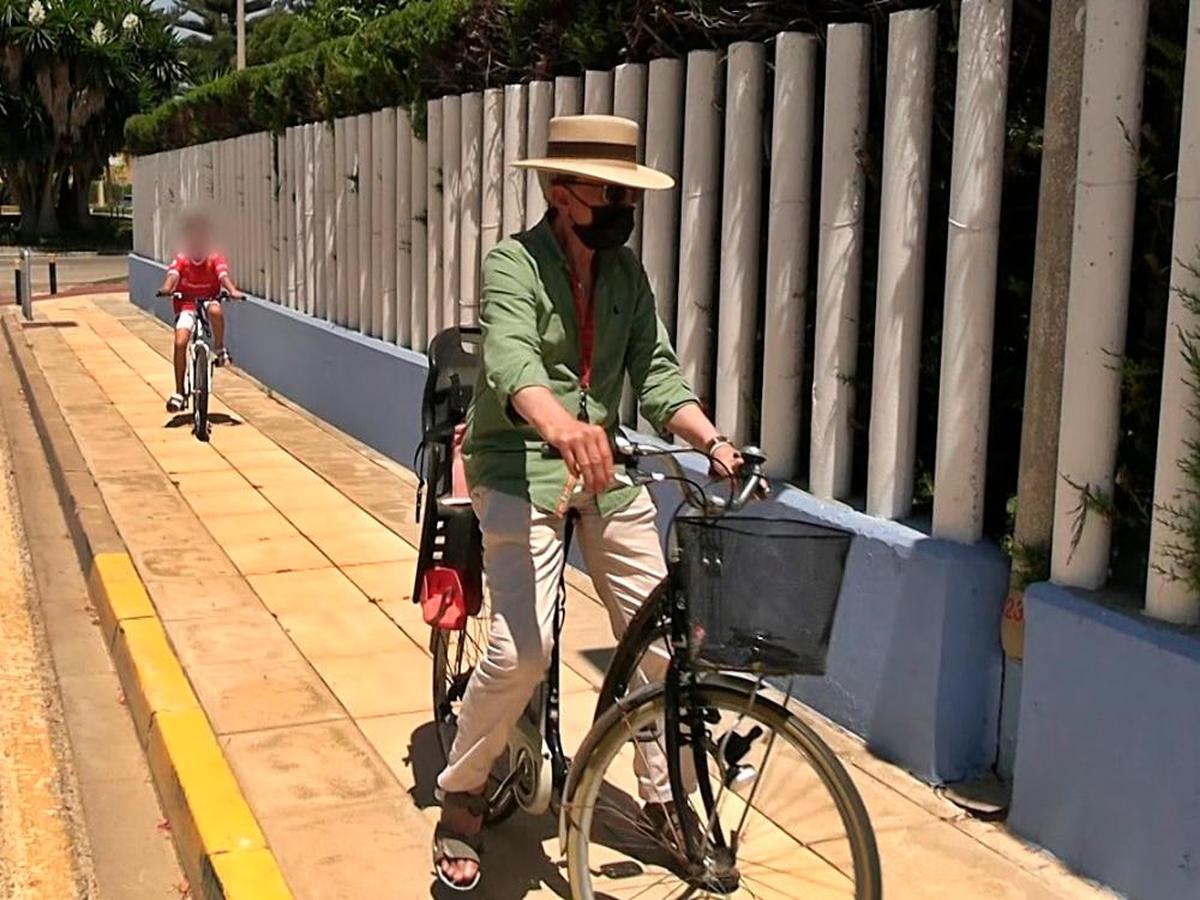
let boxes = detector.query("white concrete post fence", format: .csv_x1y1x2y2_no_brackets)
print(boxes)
810,23,870,501
442,94,461,329
1148,0,1200,626
482,87,506,261
676,49,722,412
131,11,1200,623
1051,0,1151,589
932,0,1013,544
716,41,766,447
761,33,818,481
526,81,553,228
396,108,414,349
867,9,936,520
641,59,685,336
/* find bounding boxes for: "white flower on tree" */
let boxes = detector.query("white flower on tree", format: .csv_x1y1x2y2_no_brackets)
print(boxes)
27,1,45,26
122,12,139,31
91,20,108,43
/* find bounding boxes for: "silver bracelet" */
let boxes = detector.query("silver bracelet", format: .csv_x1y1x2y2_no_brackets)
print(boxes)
706,438,733,457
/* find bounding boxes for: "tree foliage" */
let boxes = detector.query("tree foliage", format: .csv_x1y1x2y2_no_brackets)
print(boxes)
171,0,272,83
1158,264,1200,597
0,0,184,236
246,9,324,66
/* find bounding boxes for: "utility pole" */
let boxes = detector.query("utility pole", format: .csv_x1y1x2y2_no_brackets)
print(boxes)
236,0,246,70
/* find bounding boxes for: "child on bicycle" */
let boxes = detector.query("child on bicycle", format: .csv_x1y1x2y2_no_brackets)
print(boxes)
157,209,243,413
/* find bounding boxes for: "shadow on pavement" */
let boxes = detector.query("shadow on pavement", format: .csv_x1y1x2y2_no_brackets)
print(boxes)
408,720,571,899
14,320,78,329
164,412,242,429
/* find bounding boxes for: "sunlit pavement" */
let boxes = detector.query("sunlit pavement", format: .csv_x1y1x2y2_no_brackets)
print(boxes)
6,292,1116,898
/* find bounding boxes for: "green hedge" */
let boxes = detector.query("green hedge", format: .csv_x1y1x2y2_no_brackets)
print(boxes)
125,0,925,154
125,0,474,152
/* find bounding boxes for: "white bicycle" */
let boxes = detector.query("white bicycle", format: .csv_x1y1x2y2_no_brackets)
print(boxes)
157,289,226,442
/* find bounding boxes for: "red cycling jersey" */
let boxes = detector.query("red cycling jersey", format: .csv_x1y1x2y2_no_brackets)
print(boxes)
167,252,228,314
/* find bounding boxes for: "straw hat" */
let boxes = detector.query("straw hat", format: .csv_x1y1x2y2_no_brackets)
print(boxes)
513,115,674,191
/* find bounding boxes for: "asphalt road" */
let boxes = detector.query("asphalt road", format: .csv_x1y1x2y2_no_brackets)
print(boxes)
0,250,127,303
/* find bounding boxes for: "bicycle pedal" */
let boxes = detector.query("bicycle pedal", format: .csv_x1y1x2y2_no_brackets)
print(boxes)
723,763,757,789
720,725,764,768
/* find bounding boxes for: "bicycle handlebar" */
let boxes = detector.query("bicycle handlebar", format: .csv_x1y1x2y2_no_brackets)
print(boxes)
155,289,230,302
541,435,769,515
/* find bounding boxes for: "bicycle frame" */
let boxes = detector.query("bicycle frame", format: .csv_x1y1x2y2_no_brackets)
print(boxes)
185,303,213,388
181,296,221,441
548,440,770,875
480,436,769,858
499,515,574,815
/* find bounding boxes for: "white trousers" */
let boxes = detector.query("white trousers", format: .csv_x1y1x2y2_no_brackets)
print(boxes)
437,486,681,802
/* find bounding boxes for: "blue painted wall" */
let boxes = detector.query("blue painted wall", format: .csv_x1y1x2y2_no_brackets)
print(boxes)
129,253,1008,784
1010,581,1200,900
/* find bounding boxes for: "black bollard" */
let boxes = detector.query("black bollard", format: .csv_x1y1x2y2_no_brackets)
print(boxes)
13,263,21,308
48,254,58,295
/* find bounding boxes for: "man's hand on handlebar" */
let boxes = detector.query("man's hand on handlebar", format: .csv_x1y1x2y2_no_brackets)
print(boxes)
708,443,742,483
545,419,614,495
701,443,770,511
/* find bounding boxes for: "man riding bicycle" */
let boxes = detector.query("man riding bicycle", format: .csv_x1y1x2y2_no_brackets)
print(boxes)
157,209,243,413
433,114,742,892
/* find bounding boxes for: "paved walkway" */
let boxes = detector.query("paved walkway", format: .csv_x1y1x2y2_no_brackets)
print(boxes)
17,293,1116,899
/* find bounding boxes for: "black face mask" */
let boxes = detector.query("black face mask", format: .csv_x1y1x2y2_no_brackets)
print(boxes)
572,203,635,250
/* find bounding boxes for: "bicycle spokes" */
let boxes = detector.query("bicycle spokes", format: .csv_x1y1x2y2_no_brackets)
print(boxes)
565,683,869,899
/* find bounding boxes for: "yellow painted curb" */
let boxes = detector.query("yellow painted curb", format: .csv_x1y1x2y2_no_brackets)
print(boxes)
89,551,155,645
148,709,267,895
111,616,201,745
87,554,294,900
207,848,294,900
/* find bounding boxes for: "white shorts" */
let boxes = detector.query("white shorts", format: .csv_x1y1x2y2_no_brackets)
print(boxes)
174,309,196,332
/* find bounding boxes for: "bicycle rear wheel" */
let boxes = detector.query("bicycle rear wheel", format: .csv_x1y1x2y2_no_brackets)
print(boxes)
192,344,210,442
431,612,518,824
564,679,881,899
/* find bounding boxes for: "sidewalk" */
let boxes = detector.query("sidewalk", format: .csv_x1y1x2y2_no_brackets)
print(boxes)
11,293,1117,899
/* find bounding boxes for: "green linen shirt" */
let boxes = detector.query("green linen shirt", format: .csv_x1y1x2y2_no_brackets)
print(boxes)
463,215,698,516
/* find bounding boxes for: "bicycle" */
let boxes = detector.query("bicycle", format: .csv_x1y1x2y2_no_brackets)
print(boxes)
156,289,226,443
430,430,882,898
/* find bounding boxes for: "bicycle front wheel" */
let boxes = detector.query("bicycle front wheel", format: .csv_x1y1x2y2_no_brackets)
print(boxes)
564,679,881,899
192,344,210,442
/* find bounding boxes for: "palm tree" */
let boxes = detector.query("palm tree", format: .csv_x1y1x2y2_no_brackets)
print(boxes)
0,0,185,236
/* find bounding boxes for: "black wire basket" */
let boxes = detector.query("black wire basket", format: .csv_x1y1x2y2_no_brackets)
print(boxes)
675,516,852,676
